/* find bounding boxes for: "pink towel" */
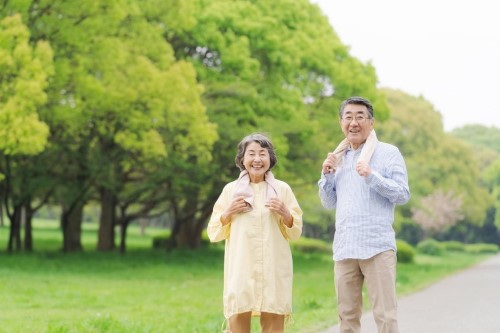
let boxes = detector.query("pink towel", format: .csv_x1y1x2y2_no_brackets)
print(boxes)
332,129,378,169
233,170,279,210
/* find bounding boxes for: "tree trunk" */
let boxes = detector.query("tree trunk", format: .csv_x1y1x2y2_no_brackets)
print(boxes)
23,205,34,252
168,195,216,250
0,204,4,227
168,218,203,250
7,205,22,253
61,202,84,252
97,187,116,251
119,220,128,254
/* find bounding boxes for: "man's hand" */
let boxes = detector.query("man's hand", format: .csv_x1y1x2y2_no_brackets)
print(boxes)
322,153,337,174
356,160,372,177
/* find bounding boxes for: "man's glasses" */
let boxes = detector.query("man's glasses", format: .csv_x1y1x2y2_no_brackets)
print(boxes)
341,114,371,124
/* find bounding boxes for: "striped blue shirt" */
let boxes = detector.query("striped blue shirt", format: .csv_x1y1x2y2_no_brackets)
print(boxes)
318,141,410,261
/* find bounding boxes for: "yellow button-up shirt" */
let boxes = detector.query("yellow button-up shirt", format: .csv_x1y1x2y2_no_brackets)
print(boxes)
208,179,303,319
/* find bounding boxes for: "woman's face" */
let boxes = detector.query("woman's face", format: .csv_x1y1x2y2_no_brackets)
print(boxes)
243,141,270,183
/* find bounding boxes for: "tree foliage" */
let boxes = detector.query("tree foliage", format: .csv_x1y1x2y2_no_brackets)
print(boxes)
484,158,500,229
1,0,217,251
377,89,493,226
166,0,389,242
451,125,500,154
0,13,52,156
0,13,54,251
0,1,496,252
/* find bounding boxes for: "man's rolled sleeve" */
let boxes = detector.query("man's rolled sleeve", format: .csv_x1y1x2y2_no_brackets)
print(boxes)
318,172,337,209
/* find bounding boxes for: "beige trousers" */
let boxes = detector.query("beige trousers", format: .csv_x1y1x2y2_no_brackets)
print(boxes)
228,311,285,333
334,250,398,333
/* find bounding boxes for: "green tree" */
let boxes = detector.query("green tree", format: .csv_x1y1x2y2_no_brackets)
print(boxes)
0,14,51,156
451,124,500,234
451,125,500,153
451,125,500,175
1,0,390,251
2,0,217,252
0,13,53,252
167,0,388,247
484,158,500,229
378,89,493,231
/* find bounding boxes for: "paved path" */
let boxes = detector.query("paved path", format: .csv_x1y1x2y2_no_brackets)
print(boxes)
318,254,500,333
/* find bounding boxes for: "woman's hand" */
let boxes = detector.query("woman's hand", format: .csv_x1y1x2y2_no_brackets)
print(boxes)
266,198,293,228
221,196,250,225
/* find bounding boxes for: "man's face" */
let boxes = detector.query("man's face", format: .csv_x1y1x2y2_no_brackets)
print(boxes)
340,103,374,150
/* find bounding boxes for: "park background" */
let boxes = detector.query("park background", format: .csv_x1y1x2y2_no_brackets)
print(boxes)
0,1,499,332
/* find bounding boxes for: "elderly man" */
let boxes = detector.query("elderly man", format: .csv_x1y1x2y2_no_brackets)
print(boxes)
318,96,410,333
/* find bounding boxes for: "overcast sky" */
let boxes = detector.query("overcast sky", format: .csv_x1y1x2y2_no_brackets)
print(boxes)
310,0,500,131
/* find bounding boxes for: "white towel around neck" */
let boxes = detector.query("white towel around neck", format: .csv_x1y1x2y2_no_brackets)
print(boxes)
233,170,278,210
331,129,378,169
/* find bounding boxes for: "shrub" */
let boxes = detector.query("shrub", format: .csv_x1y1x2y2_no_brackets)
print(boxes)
395,218,424,246
440,240,465,252
291,237,331,254
152,231,212,249
152,235,166,249
396,239,415,263
464,243,499,254
416,238,443,256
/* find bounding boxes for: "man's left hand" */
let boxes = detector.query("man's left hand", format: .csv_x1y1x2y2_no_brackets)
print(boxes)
356,161,372,177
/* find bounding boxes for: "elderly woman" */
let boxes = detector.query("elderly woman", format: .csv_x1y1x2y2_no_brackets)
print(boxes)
208,133,303,333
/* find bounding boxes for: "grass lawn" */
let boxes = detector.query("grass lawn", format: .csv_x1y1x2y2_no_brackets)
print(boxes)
0,220,493,333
